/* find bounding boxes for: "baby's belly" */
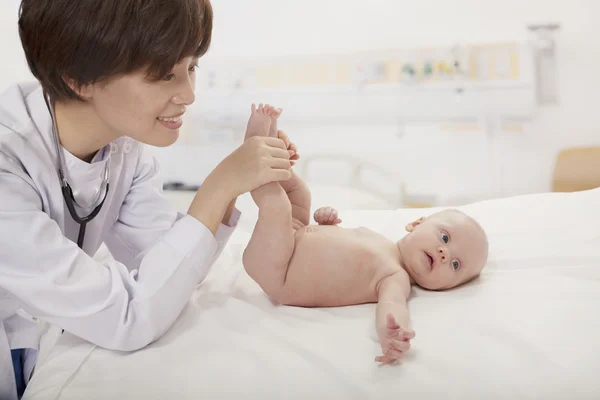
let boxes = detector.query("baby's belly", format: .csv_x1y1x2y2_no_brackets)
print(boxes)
281,226,382,307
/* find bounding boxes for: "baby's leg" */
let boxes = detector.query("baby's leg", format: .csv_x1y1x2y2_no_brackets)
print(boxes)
242,182,295,302
242,104,295,301
280,169,311,229
244,104,281,206
268,115,312,229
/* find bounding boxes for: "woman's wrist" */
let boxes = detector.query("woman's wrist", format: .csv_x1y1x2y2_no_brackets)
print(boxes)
187,169,236,235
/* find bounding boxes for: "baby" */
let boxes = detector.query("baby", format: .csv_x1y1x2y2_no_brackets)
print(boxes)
241,104,489,364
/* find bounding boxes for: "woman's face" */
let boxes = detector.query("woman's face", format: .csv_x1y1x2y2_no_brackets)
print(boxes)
85,56,198,147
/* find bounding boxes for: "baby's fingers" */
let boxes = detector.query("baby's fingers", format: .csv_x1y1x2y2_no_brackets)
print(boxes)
327,209,338,223
385,348,404,360
401,329,416,340
375,355,390,363
375,353,399,364
390,339,410,353
314,209,324,223
320,207,332,222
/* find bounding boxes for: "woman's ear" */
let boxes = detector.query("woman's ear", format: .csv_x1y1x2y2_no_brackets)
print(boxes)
405,216,426,232
62,76,94,100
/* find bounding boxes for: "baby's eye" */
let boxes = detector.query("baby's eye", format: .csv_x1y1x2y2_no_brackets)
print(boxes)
440,232,449,243
452,260,460,271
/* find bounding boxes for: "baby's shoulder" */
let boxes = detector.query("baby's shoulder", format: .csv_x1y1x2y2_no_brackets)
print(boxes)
368,248,405,275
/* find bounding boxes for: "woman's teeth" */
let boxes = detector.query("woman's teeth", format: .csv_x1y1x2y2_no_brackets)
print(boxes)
157,116,182,123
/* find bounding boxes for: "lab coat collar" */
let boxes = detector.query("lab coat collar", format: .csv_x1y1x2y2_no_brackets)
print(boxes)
23,83,112,169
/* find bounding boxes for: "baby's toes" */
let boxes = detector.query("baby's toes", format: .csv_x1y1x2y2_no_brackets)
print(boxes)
272,107,283,119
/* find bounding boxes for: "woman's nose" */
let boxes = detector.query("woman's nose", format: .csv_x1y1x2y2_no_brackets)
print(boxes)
172,77,196,106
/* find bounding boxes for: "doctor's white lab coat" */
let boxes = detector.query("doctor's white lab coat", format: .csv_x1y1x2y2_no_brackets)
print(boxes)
0,82,239,400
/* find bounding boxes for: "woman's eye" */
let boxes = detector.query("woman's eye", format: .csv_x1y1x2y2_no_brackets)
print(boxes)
452,260,460,270
440,232,449,243
189,64,198,72
163,73,175,81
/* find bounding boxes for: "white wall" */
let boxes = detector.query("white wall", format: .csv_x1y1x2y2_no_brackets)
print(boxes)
203,0,600,203
0,0,33,88
2,0,598,206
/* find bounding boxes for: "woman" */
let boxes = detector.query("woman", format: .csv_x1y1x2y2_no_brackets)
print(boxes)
0,1,292,398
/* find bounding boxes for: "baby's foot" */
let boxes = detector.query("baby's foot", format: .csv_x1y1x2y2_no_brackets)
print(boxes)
268,107,283,138
244,104,273,141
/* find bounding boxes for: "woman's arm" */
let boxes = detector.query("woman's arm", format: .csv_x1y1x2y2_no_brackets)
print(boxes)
0,154,213,351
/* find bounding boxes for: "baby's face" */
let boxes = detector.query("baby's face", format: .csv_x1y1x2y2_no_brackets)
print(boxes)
397,210,488,291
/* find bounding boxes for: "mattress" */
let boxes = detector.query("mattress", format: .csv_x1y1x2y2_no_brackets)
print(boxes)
23,188,600,400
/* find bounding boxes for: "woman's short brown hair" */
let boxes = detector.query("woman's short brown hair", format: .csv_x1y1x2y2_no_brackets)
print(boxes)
18,0,213,102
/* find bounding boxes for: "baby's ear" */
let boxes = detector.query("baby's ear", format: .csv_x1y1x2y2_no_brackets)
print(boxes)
405,216,426,232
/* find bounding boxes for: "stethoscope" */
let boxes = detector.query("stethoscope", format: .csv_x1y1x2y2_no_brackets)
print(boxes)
43,93,110,249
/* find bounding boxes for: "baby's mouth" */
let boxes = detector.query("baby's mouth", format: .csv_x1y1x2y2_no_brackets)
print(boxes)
425,252,434,270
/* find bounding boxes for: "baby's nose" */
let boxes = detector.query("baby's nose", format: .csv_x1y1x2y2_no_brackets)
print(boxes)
437,246,448,261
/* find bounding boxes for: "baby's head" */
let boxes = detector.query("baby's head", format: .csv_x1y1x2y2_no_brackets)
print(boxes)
397,209,488,291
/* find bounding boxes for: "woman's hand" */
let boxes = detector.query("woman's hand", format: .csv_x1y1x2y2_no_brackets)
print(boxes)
218,136,292,197
188,136,291,234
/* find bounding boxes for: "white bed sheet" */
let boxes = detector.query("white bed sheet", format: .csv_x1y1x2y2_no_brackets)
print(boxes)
23,188,600,400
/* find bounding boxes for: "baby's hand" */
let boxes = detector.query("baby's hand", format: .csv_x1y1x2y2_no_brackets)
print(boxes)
276,130,300,166
313,207,342,225
376,314,415,364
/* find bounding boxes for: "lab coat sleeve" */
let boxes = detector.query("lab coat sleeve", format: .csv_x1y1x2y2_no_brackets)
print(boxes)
0,154,232,352
104,144,240,273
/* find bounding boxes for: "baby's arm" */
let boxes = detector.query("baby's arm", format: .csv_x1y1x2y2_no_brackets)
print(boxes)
375,272,415,363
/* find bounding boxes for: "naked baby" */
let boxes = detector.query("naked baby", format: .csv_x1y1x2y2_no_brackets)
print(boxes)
241,104,489,364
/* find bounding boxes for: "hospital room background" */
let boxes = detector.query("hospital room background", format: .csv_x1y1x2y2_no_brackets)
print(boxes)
2,1,600,399
1,0,599,217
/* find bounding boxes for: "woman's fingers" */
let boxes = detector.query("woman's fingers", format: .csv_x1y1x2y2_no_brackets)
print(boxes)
263,136,288,150
269,147,292,160
271,158,292,170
